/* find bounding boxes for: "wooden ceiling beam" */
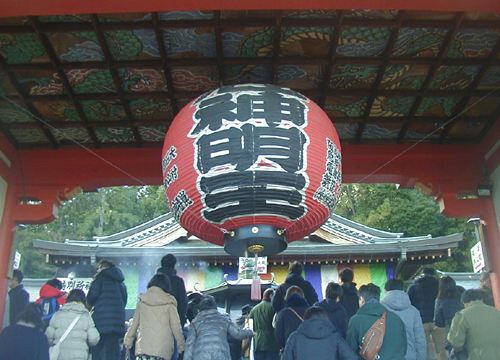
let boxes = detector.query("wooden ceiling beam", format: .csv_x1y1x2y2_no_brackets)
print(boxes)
28,16,100,147
151,12,179,115
397,12,465,143
90,14,143,146
356,11,406,143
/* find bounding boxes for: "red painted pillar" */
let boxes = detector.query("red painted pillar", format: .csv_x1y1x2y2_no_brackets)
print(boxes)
481,205,500,308
0,185,21,328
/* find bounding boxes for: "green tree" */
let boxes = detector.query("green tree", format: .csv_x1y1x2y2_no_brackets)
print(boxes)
335,183,474,272
15,185,170,277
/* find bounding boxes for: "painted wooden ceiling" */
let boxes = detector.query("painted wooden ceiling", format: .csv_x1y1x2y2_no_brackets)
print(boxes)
1,10,500,150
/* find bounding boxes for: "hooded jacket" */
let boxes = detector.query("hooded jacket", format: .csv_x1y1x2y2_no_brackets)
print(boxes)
313,298,348,339
156,266,188,326
45,302,100,360
340,282,359,321
282,318,357,360
407,275,439,323
346,301,407,360
183,309,253,360
124,286,185,360
381,290,426,360
36,284,67,307
272,273,318,312
274,293,310,348
0,322,50,360
86,265,128,335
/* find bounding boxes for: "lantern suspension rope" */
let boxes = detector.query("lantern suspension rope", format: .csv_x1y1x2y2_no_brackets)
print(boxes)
0,93,147,186
279,83,500,235
356,84,500,184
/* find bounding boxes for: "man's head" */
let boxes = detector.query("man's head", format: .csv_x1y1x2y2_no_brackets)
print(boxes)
263,288,274,301
97,259,114,271
422,266,435,276
339,267,354,283
161,254,177,268
358,283,381,307
241,304,252,315
385,278,404,292
325,282,343,301
285,285,304,300
304,306,329,321
480,271,491,288
288,261,303,275
198,295,218,311
461,289,484,307
9,269,24,289
46,278,63,290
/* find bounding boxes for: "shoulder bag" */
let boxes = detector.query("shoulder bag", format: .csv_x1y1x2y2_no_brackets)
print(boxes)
49,313,83,360
360,311,387,360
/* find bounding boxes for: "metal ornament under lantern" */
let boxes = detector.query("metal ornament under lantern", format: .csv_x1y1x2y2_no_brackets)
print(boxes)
162,84,341,257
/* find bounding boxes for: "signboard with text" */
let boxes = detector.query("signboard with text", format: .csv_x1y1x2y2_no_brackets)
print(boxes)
471,242,485,273
60,278,93,294
239,256,268,275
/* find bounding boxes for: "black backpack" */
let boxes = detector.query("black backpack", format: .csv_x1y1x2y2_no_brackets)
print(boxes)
41,296,60,328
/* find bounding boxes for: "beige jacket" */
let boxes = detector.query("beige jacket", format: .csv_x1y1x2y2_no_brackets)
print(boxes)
124,286,186,359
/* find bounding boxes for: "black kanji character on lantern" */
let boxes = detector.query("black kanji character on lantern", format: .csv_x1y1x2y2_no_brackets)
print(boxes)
190,85,308,135
171,190,194,221
162,146,177,173
190,85,311,224
200,171,307,223
163,165,179,190
195,124,307,174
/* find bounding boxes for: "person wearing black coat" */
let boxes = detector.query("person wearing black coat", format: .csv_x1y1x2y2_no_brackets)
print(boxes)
282,307,357,360
157,254,188,326
87,259,128,360
434,276,463,357
0,302,49,360
313,282,348,339
272,262,318,313
274,288,310,350
7,269,30,326
339,267,359,321
407,267,446,360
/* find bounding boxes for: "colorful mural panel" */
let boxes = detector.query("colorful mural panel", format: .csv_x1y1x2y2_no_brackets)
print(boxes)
32,100,79,122
81,100,126,121
95,126,135,143
129,99,172,120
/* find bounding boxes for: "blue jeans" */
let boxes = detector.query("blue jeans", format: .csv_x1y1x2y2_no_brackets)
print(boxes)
254,351,280,360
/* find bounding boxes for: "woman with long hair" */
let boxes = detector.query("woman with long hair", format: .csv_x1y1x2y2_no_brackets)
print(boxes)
0,302,50,360
434,275,463,358
124,273,186,360
434,276,463,331
45,289,100,360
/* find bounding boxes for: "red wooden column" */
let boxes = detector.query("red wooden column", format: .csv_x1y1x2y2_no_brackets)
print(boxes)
0,186,21,327
481,206,500,308
438,191,500,308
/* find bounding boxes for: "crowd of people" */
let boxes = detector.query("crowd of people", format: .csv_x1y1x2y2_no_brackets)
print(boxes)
1,259,499,360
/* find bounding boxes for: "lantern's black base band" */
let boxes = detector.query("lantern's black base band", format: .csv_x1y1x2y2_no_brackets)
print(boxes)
224,225,288,257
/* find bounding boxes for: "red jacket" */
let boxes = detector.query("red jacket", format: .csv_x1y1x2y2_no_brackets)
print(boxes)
35,284,67,306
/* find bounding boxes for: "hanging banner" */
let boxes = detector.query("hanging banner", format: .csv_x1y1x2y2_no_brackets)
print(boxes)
13,251,21,269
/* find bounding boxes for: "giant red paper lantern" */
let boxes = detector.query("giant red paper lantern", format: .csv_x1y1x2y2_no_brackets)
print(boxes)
162,84,341,257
